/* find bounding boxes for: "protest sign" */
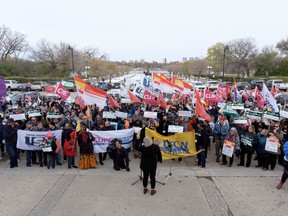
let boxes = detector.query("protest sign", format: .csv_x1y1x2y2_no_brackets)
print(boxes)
120,98,131,104
103,111,116,119
28,111,42,117
115,111,128,119
265,136,280,154
246,110,262,121
168,125,184,133
90,128,134,153
233,117,248,124
9,113,26,121
230,103,244,110
47,112,62,119
178,110,192,117
280,110,288,119
143,111,158,119
263,111,280,121
222,140,235,157
17,130,62,151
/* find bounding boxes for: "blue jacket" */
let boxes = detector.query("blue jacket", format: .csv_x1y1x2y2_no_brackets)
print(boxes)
284,141,288,159
256,133,267,154
213,123,229,140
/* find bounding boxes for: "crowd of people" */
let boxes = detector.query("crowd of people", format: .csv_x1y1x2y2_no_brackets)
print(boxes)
0,89,288,193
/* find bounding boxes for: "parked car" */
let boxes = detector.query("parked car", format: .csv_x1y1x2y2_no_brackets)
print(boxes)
250,80,265,90
5,80,18,91
221,81,233,87
17,83,31,91
266,79,286,91
10,92,41,105
205,80,219,90
237,82,251,90
31,81,48,91
48,81,59,87
189,81,206,90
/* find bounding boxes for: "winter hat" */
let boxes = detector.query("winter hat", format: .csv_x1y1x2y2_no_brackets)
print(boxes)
45,131,53,137
143,137,153,147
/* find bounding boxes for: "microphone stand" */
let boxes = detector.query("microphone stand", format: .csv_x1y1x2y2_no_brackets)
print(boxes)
163,140,181,184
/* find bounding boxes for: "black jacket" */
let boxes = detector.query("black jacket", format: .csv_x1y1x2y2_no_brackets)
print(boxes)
3,125,17,146
140,144,162,172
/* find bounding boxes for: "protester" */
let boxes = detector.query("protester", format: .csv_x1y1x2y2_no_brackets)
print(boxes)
213,117,229,163
222,127,240,167
63,130,78,169
255,129,268,168
3,118,18,168
276,140,288,189
196,122,206,168
139,137,162,195
77,124,97,169
238,125,257,167
43,131,57,169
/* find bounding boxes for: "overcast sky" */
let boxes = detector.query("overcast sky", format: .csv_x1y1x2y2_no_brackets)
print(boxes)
1,0,288,62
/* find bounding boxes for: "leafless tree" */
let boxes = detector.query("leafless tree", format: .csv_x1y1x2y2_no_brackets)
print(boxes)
276,38,288,56
227,38,258,77
0,25,28,61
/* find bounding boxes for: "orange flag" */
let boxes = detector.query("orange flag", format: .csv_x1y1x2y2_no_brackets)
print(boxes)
85,106,91,120
195,98,211,121
194,88,201,101
108,94,121,109
157,92,167,108
128,90,142,103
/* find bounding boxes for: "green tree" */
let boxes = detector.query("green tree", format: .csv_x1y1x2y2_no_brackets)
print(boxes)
254,46,278,76
206,42,226,75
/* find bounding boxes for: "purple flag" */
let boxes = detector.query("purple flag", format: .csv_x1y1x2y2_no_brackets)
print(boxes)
0,77,6,97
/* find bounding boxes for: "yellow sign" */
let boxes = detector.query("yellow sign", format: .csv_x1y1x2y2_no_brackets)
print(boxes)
145,128,200,160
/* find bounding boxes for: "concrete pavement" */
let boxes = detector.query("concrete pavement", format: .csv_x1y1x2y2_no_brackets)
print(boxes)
0,150,287,216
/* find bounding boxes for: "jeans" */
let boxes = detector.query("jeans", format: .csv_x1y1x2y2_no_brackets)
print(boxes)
67,156,75,168
47,154,56,169
6,144,18,168
197,145,206,167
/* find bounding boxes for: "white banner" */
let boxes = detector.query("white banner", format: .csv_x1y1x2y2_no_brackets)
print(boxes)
178,110,192,117
103,111,116,119
246,110,262,121
120,98,131,104
115,111,128,119
143,111,158,119
263,112,280,121
9,113,26,121
90,128,134,153
168,125,184,133
47,113,62,119
16,130,62,151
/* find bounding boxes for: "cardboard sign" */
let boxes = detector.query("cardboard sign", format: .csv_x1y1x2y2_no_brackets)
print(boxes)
178,110,192,117
120,98,132,104
9,113,26,121
222,140,235,157
28,111,42,117
230,103,244,110
265,136,279,154
115,111,128,119
168,125,184,133
280,110,288,119
46,112,62,119
143,111,158,119
233,118,248,124
103,111,116,119
246,110,262,121
263,112,280,121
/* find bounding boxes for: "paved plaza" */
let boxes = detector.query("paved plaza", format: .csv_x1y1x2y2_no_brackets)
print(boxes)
0,148,287,216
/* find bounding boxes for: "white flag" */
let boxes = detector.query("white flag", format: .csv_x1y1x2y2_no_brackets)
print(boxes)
262,84,279,113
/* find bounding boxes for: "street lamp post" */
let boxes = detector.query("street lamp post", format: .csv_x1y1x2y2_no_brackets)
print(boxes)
222,45,229,81
85,66,90,79
68,46,75,74
207,66,212,74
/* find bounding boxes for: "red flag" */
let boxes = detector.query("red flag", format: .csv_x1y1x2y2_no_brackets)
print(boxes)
157,92,167,108
108,94,121,109
204,89,220,103
242,89,249,101
55,83,70,101
195,98,211,121
143,90,158,106
255,87,265,107
128,90,142,103
270,85,275,97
